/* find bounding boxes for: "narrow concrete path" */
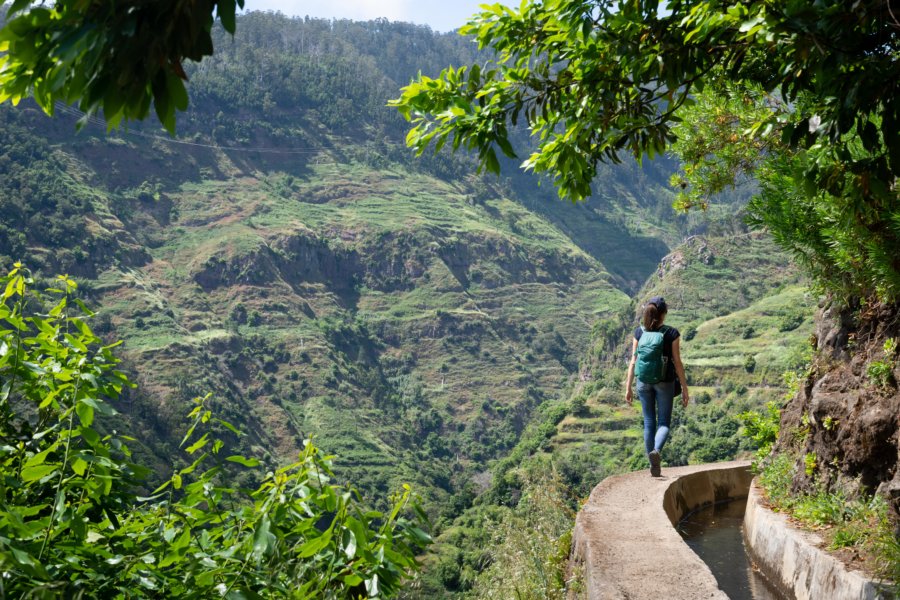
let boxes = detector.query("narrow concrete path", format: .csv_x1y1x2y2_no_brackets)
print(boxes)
570,460,752,599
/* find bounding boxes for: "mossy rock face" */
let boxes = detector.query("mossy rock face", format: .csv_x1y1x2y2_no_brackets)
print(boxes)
778,301,900,521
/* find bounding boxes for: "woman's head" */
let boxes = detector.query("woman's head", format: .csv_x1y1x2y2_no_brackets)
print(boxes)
642,296,668,330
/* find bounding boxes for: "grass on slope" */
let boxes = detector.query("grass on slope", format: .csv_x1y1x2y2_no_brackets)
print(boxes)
81,158,634,519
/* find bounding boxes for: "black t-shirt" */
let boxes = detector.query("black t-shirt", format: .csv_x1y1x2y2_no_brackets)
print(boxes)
634,326,681,381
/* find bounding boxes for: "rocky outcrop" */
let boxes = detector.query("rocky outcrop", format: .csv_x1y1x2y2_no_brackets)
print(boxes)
191,230,360,291
777,301,900,520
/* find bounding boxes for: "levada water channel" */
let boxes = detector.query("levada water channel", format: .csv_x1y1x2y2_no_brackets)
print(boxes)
678,498,788,600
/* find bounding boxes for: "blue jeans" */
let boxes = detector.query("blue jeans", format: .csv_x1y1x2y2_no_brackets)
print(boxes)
637,380,675,455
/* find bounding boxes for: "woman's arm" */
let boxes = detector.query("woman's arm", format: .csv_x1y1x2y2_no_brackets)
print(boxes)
625,338,638,405
672,337,689,408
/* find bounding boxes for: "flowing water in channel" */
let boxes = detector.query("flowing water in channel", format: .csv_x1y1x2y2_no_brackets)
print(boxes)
678,499,787,600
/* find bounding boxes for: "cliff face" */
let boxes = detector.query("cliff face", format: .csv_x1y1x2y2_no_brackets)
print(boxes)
778,301,900,521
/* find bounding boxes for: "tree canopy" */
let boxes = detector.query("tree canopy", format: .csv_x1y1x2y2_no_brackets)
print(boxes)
2,0,899,299
0,0,244,132
391,0,900,300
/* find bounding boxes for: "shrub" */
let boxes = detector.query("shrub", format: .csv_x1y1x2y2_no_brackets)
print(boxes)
569,395,587,416
230,302,248,324
867,340,897,389
758,452,899,589
738,401,780,467
744,354,756,373
778,313,805,332
467,468,574,599
0,265,429,597
867,360,894,388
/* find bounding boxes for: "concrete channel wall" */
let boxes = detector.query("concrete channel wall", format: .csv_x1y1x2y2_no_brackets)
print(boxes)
570,460,892,600
743,482,892,600
661,463,754,526
569,461,752,599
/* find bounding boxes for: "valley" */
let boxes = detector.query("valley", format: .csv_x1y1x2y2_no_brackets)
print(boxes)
0,12,827,597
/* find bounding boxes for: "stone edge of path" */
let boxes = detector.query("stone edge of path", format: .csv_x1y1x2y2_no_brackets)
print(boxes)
743,481,894,600
569,460,752,600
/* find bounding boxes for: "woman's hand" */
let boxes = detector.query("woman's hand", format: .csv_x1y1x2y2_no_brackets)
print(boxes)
625,387,633,406
681,388,690,408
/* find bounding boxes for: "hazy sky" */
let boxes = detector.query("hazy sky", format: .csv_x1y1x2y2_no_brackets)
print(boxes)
243,0,492,32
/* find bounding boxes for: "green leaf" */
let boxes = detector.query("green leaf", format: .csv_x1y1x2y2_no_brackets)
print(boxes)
226,455,260,468
346,516,368,551
24,443,58,469
483,148,500,173
298,533,330,558
71,457,88,476
252,515,272,559
185,433,209,455
166,70,189,111
215,418,242,435
342,527,357,559
408,526,432,545
21,463,57,482
496,136,517,159
218,0,237,34
73,298,95,317
9,546,49,579
76,401,94,427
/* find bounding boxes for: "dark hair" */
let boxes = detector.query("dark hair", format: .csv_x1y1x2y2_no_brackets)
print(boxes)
642,302,667,331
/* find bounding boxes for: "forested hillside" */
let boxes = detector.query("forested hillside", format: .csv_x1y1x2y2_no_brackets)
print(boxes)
0,13,686,507
0,12,820,597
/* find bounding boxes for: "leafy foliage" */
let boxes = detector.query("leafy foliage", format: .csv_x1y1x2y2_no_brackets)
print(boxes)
0,0,247,132
0,117,108,275
0,265,429,598
669,79,900,302
466,465,574,599
393,0,900,303
759,453,899,591
393,0,900,201
738,401,780,467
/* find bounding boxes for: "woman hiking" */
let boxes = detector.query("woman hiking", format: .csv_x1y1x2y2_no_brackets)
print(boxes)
624,296,689,477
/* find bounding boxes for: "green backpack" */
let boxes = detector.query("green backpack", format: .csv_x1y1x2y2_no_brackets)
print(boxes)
635,325,670,384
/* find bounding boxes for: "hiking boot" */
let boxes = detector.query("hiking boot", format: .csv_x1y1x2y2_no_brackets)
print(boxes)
648,450,661,477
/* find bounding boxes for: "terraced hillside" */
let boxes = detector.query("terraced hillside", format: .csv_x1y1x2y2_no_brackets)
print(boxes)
0,14,829,597
415,235,818,596
540,233,814,495
0,11,687,511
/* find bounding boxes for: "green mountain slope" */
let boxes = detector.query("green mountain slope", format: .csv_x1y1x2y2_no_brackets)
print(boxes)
416,235,817,596
0,12,666,510
0,13,813,597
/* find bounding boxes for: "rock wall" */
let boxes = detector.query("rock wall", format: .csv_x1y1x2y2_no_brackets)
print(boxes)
777,301,900,520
